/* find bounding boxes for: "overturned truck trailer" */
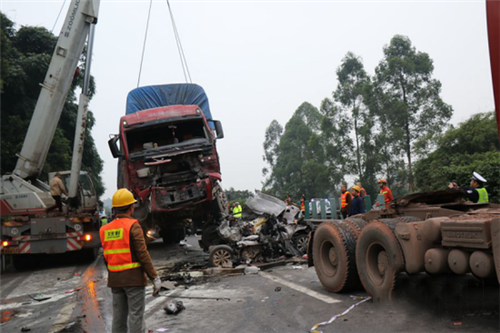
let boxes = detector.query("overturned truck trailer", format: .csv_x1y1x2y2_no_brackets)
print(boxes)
308,189,500,301
109,84,228,243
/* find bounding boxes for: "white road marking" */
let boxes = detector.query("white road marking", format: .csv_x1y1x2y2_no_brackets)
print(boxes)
259,272,341,304
48,299,76,333
0,293,73,311
0,276,23,297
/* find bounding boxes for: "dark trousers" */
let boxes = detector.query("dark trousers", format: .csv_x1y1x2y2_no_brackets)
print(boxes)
47,195,62,213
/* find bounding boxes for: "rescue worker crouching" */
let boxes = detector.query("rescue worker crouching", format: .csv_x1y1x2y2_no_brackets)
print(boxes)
100,188,161,333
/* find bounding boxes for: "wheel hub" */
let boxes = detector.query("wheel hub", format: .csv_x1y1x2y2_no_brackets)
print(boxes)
377,251,389,275
329,247,338,266
213,250,231,267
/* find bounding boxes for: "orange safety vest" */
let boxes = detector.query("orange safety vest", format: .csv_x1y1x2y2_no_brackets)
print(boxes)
100,217,142,272
300,201,305,212
340,191,351,208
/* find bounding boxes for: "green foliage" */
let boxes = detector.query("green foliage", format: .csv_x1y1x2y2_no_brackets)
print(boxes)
224,187,254,206
374,35,453,191
261,34,461,201
415,112,500,203
263,102,331,198
0,12,105,198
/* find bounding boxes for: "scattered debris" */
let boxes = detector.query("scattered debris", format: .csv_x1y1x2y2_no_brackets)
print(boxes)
156,329,169,332
244,266,260,275
28,294,51,302
453,322,462,326
65,287,83,293
21,328,31,332
160,281,176,291
291,265,304,270
163,301,185,315
74,272,81,276
310,296,372,332
275,287,281,292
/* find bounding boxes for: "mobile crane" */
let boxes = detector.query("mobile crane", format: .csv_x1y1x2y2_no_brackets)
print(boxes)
0,0,101,269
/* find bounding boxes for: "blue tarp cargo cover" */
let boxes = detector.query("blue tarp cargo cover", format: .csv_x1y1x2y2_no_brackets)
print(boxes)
126,83,214,128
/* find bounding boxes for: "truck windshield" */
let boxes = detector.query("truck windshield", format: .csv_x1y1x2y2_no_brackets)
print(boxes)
126,119,208,155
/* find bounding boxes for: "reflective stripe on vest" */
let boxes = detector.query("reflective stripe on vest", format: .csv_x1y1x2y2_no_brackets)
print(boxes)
341,192,350,208
100,217,142,272
477,187,489,203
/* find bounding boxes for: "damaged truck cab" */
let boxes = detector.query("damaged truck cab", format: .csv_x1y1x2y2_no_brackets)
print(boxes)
109,84,227,243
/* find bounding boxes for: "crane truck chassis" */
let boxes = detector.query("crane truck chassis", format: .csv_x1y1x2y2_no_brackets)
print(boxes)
0,0,102,268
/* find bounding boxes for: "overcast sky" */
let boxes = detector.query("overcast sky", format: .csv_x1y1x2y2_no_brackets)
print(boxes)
2,0,495,200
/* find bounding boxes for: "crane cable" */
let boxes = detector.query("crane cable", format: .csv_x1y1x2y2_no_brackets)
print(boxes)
51,0,67,33
166,0,192,83
137,0,154,87
137,0,193,86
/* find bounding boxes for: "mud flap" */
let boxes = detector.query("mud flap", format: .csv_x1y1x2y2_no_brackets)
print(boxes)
491,218,500,284
307,230,314,267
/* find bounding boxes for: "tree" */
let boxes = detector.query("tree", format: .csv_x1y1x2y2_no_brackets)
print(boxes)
224,188,254,206
333,52,380,195
414,112,500,203
374,35,453,192
0,13,105,197
263,102,330,199
262,120,283,189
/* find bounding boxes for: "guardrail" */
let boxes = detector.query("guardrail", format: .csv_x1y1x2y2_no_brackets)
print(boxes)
304,194,386,220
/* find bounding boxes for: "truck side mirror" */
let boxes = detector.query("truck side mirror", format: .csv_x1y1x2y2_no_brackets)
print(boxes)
108,135,122,158
213,120,224,139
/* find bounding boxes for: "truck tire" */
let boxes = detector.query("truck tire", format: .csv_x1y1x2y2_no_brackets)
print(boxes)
344,218,367,238
312,221,359,293
200,224,223,250
209,245,234,268
81,248,99,262
210,186,229,218
356,221,405,302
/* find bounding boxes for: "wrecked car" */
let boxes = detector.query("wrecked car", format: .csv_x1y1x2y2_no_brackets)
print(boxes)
206,192,313,268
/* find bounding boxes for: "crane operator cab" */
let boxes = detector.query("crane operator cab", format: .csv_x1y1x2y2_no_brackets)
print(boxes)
48,171,97,214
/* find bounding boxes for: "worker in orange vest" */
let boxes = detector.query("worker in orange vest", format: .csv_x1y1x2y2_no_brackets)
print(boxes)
100,188,161,333
340,184,352,219
375,178,393,209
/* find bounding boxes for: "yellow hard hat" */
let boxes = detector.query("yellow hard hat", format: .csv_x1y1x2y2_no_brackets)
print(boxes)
112,188,137,208
351,186,361,192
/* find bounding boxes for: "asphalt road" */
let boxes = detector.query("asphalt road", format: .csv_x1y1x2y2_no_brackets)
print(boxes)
1,235,499,333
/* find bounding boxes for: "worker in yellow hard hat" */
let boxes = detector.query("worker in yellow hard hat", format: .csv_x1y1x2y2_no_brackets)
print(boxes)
349,186,365,216
100,188,160,333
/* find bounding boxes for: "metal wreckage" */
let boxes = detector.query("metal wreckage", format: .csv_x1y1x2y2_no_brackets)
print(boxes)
200,191,313,268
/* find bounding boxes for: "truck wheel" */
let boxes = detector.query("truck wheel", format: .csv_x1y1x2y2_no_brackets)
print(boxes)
209,245,234,268
174,228,186,243
200,225,222,250
344,218,367,238
292,231,309,255
356,221,404,302
13,255,32,271
81,248,99,262
210,186,229,218
312,221,359,293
